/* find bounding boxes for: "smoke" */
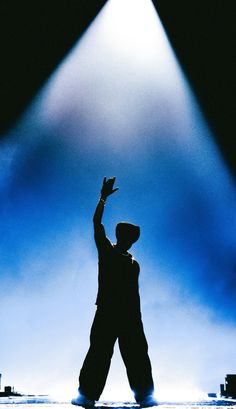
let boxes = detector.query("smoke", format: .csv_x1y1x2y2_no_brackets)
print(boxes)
0,231,97,398
140,260,236,399
0,0,236,401
1,233,236,400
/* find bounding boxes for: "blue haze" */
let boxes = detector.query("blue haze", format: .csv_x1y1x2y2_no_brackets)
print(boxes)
0,0,235,401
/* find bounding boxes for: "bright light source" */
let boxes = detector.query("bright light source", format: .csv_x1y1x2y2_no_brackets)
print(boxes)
8,0,236,400
39,0,187,149
100,0,172,66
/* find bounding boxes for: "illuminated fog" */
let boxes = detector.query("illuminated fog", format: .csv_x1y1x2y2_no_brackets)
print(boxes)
0,0,235,401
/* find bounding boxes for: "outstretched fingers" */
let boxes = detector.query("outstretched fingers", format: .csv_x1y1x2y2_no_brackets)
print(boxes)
101,176,119,197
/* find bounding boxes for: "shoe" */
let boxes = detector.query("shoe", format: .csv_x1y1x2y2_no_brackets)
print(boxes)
71,394,95,407
139,396,158,407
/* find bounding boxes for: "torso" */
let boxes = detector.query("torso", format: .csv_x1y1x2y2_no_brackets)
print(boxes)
96,242,140,311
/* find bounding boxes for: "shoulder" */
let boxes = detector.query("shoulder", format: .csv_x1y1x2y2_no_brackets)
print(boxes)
128,253,140,272
133,259,140,270
94,223,112,251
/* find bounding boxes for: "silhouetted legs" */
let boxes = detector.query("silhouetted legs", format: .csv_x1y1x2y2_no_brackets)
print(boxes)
79,308,117,400
118,314,154,402
79,307,154,402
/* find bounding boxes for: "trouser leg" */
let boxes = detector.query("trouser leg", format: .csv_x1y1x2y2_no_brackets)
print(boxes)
79,308,117,401
118,313,155,402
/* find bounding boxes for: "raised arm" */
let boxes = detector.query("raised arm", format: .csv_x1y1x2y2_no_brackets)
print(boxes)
93,197,106,227
93,178,118,251
93,177,119,227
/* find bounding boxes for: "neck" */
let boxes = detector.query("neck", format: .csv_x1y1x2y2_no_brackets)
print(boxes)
115,243,129,254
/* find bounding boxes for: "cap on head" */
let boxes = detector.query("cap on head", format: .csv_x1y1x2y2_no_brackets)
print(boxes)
116,222,140,244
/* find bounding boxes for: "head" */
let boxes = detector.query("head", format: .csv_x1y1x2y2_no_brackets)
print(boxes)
115,222,140,251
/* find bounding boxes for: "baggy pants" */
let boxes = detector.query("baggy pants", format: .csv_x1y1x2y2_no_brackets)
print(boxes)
79,306,155,401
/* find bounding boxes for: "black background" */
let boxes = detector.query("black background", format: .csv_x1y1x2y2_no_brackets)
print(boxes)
1,0,235,178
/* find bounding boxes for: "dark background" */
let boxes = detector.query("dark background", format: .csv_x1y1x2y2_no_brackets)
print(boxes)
1,0,235,178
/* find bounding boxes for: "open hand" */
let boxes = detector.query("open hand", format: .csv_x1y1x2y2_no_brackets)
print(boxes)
101,177,119,199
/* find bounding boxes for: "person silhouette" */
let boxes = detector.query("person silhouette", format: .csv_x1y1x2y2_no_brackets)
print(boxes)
72,177,157,407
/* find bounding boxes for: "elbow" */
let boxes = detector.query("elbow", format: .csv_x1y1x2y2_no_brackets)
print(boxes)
93,216,100,226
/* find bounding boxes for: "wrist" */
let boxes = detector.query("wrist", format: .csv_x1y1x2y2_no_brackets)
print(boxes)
100,196,106,204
